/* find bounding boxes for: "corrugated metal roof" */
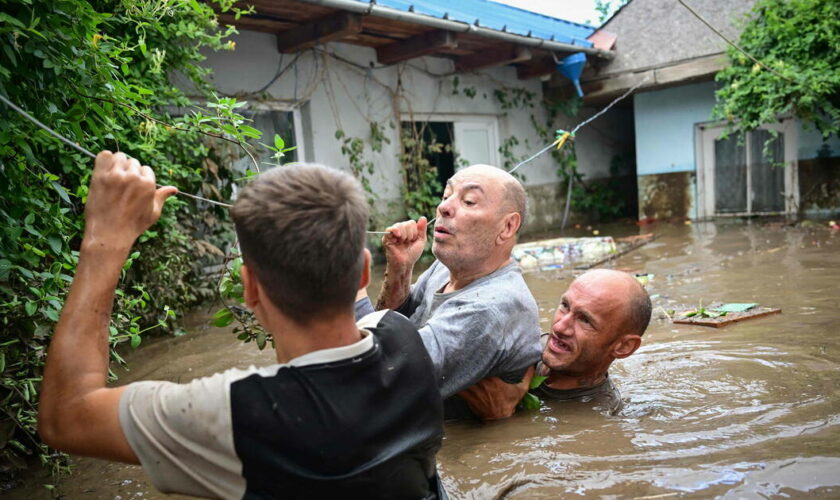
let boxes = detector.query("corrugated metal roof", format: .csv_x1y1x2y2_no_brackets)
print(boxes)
348,0,596,47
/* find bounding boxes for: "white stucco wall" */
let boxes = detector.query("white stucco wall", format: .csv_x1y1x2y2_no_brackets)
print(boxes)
198,29,559,226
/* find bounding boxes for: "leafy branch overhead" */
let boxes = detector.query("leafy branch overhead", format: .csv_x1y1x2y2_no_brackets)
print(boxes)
714,0,839,138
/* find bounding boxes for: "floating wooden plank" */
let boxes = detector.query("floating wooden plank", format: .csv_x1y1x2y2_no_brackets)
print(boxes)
672,304,781,328
276,12,362,53
455,46,532,72
376,30,457,65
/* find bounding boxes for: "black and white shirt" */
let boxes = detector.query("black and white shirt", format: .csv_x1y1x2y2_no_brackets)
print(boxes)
119,310,444,499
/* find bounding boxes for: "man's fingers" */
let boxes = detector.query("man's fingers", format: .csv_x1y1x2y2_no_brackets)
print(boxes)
126,157,141,175
113,152,129,171
94,150,114,173
153,186,178,215
140,165,155,183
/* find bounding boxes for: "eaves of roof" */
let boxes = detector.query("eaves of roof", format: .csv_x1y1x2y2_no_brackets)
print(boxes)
350,0,596,47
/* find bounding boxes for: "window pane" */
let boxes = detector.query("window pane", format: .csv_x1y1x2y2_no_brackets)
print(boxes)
749,129,785,212
233,109,297,173
714,134,747,213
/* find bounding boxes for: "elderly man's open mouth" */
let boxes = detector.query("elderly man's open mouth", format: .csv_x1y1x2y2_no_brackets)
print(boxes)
434,225,454,240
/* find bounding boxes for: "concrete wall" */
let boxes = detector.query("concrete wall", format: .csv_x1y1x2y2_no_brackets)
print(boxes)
634,81,716,176
199,29,566,234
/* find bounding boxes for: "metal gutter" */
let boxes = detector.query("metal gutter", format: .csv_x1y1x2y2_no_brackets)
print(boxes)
293,0,615,60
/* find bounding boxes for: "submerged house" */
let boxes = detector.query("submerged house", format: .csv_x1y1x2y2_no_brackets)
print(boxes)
200,0,615,233
548,0,840,221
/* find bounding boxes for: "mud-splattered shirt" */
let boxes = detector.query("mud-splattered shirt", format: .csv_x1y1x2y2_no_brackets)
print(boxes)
118,310,443,499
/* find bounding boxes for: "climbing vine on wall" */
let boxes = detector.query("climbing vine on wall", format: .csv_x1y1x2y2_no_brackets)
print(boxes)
399,121,445,221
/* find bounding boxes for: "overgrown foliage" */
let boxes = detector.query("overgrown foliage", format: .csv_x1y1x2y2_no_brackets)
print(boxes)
0,0,257,484
399,122,444,221
715,0,839,138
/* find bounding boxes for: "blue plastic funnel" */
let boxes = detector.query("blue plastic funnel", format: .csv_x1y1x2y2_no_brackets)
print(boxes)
557,52,587,97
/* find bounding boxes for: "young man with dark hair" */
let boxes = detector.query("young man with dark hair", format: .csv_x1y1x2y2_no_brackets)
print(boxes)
38,152,444,498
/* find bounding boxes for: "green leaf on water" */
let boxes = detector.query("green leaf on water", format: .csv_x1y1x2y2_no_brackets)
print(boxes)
521,392,541,410
529,375,548,389
130,334,141,348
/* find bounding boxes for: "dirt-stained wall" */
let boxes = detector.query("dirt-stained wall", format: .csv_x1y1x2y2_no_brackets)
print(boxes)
798,156,840,214
523,182,567,235
638,171,695,220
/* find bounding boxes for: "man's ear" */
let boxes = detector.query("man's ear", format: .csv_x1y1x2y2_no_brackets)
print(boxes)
241,263,260,309
612,334,642,359
359,248,371,291
496,212,521,245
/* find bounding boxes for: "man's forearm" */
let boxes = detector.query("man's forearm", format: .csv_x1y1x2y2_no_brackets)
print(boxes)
39,242,128,429
374,263,413,311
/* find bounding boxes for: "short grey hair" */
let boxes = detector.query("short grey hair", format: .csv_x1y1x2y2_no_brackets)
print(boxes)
502,177,527,234
625,280,652,337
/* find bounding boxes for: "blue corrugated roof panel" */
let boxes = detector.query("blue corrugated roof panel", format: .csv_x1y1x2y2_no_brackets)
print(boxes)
349,0,595,47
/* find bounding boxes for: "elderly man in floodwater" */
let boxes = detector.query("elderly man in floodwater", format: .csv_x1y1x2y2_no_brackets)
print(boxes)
461,269,652,418
356,164,542,417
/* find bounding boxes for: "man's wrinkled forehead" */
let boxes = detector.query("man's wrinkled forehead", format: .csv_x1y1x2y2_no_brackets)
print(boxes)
445,178,485,194
448,167,506,195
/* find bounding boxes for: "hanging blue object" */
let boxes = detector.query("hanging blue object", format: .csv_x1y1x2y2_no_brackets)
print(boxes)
557,52,587,97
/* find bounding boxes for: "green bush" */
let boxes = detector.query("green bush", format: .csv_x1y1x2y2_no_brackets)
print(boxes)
715,0,840,138
0,0,253,482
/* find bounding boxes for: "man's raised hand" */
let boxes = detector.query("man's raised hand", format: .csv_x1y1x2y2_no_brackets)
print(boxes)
382,217,428,270
83,151,177,252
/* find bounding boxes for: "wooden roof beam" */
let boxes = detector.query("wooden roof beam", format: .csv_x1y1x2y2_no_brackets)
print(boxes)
276,12,362,53
516,58,560,80
376,30,457,65
455,46,532,73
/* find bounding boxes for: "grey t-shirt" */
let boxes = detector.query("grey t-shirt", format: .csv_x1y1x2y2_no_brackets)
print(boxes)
396,260,542,399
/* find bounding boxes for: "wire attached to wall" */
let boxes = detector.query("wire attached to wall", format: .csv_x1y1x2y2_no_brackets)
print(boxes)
2,70,648,232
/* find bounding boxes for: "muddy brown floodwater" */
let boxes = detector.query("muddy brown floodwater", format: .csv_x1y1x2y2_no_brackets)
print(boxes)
11,220,840,499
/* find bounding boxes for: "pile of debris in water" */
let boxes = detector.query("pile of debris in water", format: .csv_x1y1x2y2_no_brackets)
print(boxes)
512,233,655,272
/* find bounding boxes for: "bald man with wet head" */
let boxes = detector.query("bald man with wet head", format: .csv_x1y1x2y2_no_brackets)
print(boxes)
357,165,542,416
461,269,651,418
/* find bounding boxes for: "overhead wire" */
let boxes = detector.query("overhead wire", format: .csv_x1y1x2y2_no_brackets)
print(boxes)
0,93,233,208
1,61,649,231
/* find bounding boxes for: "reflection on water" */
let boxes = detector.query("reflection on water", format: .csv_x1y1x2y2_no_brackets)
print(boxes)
12,221,840,499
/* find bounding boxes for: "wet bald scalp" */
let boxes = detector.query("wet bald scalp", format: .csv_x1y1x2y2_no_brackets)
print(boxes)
578,269,652,338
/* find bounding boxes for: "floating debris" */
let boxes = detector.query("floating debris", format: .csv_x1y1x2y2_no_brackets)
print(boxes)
513,233,656,272
672,302,780,328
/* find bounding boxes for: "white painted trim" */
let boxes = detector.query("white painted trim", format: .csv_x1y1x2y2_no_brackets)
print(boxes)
695,118,798,217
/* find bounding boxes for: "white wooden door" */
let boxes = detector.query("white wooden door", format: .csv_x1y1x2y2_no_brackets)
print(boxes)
453,119,500,168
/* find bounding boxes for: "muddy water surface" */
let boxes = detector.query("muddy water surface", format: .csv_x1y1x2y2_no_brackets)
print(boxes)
14,221,840,499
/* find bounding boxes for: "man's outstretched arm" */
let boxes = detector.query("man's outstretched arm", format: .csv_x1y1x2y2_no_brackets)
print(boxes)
38,151,176,463
457,366,535,421
373,217,427,311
